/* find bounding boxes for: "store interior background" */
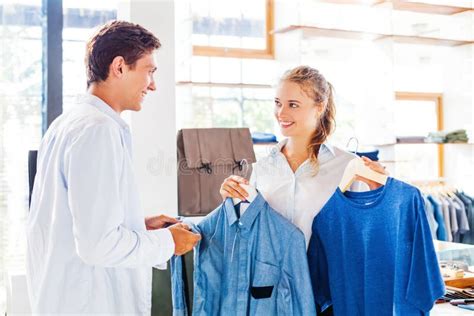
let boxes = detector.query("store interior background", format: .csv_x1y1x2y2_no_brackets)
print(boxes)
1,0,473,312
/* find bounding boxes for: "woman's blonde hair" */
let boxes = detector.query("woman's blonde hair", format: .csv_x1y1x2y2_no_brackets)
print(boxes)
280,66,336,172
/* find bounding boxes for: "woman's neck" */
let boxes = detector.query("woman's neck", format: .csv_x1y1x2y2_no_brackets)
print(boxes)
282,136,312,172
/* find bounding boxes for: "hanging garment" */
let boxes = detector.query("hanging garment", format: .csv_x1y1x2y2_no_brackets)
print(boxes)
438,196,453,242
171,193,316,316
451,195,470,243
308,177,445,315
422,195,438,240
444,197,459,242
177,128,256,216
427,195,448,241
458,192,474,244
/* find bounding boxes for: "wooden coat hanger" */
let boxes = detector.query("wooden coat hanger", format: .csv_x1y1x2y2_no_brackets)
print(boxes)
231,159,258,207
338,157,388,193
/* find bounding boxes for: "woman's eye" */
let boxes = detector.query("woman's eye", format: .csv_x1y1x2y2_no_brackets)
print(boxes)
275,101,281,107
289,102,298,108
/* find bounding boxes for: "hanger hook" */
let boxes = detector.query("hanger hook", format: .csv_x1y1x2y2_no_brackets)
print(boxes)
240,158,249,175
346,137,359,153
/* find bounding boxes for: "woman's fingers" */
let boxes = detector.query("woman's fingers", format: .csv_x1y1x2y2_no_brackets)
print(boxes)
229,175,249,185
220,177,249,201
224,180,249,200
361,156,388,175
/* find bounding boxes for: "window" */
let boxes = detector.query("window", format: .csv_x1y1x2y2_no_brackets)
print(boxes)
192,0,274,59
0,1,117,312
0,1,43,311
177,85,275,133
63,0,117,110
176,55,277,134
393,92,444,181
176,1,276,136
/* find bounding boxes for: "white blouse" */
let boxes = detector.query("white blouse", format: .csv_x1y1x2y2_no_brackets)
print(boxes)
250,139,368,246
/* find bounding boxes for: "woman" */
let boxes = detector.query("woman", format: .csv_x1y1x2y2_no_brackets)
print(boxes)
220,65,387,246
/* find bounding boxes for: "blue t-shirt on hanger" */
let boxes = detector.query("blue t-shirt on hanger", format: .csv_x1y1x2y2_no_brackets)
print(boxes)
308,177,445,316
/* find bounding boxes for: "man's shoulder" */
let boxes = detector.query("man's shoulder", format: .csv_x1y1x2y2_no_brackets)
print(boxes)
45,102,120,146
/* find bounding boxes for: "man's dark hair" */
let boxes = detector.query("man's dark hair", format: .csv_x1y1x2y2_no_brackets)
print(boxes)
85,20,161,87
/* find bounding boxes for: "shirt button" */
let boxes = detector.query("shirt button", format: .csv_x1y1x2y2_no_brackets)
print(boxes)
238,222,243,226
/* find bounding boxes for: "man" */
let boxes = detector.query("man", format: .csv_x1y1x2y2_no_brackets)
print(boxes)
26,21,201,314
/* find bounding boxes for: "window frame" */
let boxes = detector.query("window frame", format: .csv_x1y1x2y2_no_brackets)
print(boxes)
192,0,274,59
42,0,64,133
395,91,444,178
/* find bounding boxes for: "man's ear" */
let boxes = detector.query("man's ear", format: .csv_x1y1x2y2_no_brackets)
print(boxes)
110,56,126,78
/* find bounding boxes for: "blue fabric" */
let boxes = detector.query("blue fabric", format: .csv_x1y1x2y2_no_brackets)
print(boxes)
308,178,445,315
171,193,316,316
427,195,448,241
422,195,438,240
457,304,474,311
251,132,277,143
350,149,379,161
458,192,474,244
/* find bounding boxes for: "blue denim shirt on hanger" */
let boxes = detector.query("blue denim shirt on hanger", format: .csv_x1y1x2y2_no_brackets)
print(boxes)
171,193,316,316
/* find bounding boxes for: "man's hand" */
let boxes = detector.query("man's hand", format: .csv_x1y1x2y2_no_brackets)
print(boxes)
145,214,180,230
355,156,389,190
168,223,201,256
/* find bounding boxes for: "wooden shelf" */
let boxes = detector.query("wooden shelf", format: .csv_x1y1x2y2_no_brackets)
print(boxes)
253,142,278,145
274,25,385,41
317,0,473,15
372,142,473,146
317,0,385,4
390,34,473,47
273,25,474,47
391,1,472,15
176,81,273,89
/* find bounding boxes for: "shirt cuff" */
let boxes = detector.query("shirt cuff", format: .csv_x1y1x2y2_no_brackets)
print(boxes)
151,228,175,270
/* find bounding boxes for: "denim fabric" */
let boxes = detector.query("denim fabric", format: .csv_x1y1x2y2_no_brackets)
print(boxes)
171,193,316,315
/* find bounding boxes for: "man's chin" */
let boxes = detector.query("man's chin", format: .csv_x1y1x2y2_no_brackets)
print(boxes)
128,103,142,112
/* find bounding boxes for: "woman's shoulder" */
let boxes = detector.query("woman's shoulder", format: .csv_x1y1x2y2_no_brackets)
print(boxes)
320,143,359,164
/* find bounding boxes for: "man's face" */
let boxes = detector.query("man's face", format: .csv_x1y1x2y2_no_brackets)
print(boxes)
121,52,157,112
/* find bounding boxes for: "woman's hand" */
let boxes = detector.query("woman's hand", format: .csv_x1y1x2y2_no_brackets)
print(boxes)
219,175,249,201
355,156,389,190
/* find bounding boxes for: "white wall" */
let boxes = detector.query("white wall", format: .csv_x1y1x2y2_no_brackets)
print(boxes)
119,0,178,217
443,43,474,195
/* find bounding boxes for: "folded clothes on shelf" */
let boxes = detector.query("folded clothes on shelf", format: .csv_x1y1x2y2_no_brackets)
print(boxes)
396,136,427,143
350,149,379,161
251,132,277,144
427,129,469,143
446,129,469,143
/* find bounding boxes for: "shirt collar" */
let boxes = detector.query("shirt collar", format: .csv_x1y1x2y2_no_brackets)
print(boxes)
223,193,266,228
77,94,130,131
270,138,336,160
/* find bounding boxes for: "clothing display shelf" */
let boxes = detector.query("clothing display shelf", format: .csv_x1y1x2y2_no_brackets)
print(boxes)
176,81,273,89
273,25,474,47
372,143,474,146
315,1,473,16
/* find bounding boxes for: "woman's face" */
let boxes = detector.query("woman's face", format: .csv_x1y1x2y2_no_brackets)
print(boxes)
274,80,321,139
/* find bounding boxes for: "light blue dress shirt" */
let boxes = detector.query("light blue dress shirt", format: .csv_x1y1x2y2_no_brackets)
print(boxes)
171,193,316,315
26,94,175,314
